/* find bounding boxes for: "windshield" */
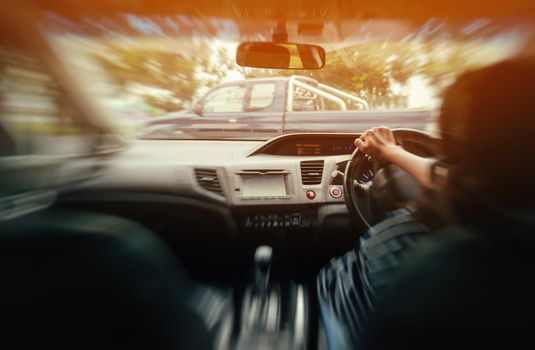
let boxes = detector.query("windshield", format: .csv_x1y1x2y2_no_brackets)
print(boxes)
41,15,532,140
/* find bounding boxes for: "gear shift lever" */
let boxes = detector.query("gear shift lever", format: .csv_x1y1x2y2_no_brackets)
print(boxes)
241,245,280,333
237,245,304,349
254,245,272,295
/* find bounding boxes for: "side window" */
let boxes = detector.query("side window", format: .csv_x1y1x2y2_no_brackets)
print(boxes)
292,86,321,111
248,82,276,111
0,46,89,155
201,85,245,113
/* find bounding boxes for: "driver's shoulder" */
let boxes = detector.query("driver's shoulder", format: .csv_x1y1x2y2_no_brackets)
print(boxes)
389,221,530,292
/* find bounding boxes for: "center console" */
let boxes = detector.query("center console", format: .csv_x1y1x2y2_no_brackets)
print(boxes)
238,207,316,232
233,246,309,350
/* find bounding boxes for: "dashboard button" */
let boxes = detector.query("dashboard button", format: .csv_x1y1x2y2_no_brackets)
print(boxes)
330,187,342,198
305,190,316,200
291,214,301,226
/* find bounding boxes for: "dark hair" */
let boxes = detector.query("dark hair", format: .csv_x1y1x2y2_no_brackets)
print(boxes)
438,58,535,225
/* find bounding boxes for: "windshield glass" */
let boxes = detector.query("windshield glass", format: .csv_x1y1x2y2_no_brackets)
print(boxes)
41,15,532,140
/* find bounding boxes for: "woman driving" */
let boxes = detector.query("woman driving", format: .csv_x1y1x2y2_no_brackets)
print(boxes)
318,57,535,350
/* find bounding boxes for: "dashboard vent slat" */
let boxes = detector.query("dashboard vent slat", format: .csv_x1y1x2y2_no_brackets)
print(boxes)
194,168,225,197
300,160,324,185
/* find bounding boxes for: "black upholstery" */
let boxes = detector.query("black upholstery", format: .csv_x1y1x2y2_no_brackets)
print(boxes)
359,223,535,349
0,208,212,350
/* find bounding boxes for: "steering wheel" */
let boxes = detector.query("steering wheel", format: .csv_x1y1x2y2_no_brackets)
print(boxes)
343,128,437,231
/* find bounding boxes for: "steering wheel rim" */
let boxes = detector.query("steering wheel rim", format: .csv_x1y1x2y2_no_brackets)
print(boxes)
344,128,436,231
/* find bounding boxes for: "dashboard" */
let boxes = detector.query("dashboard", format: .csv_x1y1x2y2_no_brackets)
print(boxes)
198,134,359,233
95,133,360,235
79,131,435,256
223,134,359,206
248,134,357,156
96,132,435,214
94,132,434,237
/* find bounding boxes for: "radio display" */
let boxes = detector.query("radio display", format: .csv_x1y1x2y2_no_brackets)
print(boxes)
296,142,354,156
242,175,287,197
296,143,322,156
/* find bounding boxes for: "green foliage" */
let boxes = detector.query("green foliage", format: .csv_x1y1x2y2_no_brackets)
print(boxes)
93,39,488,112
91,40,234,112
245,41,486,109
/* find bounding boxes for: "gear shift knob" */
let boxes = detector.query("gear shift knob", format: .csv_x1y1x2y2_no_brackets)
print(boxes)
254,245,272,293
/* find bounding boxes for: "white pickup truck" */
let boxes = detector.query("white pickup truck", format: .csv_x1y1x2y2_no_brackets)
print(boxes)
142,75,434,139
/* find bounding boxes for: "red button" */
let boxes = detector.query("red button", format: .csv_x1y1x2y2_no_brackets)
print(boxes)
330,187,342,198
306,190,316,200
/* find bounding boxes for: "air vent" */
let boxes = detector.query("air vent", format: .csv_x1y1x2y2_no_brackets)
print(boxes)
194,168,224,197
300,160,324,185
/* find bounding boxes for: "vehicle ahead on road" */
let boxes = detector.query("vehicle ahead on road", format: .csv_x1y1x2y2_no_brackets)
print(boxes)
141,75,434,139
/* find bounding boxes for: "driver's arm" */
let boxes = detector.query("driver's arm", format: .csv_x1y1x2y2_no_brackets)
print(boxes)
355,127,438,189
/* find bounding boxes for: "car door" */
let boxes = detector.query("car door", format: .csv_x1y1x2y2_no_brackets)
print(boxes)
191,83,247,139
237,80,285,139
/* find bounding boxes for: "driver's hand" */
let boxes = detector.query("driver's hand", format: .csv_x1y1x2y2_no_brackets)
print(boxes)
355,127,399,161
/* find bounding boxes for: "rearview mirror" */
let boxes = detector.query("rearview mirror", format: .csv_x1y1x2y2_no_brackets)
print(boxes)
236,42,325,70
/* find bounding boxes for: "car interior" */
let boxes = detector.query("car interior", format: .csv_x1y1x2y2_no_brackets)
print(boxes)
1,1,535,349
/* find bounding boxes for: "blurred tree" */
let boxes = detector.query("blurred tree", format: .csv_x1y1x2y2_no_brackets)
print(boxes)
93,39,493,112
244,41,485,109
91,40,234,113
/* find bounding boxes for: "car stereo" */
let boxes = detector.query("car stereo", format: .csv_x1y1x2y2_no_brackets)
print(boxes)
237,170,292,200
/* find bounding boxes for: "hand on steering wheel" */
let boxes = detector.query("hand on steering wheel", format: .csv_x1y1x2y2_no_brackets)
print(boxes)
354,127,400,162
344,128,436,232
